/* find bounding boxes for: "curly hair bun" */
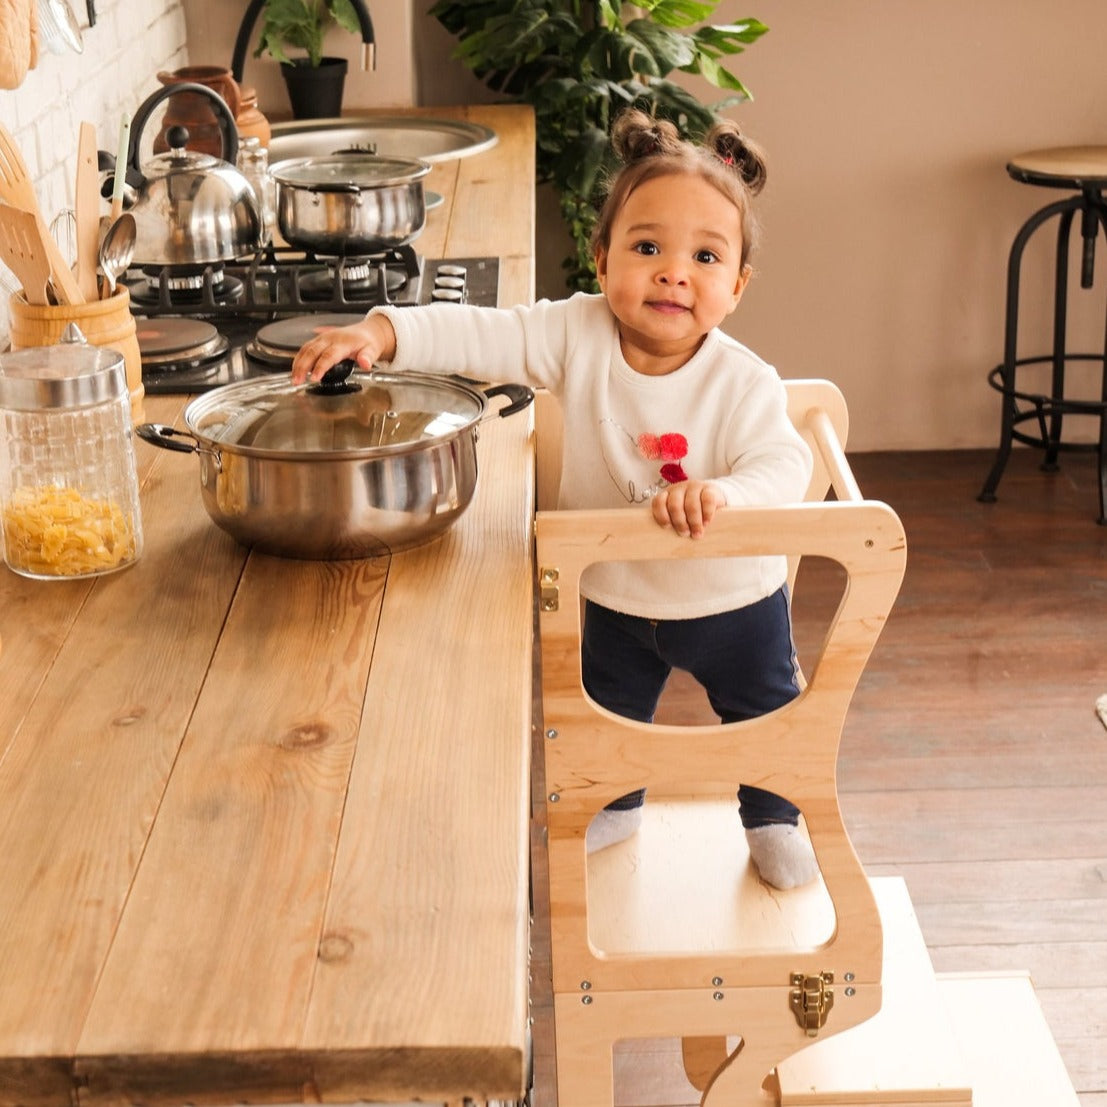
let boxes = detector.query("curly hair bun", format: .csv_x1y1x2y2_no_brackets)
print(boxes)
610,108,683,164
706,120,768,195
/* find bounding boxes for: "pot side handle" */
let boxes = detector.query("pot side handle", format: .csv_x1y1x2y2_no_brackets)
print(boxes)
482,383,534,420
136,423,201,454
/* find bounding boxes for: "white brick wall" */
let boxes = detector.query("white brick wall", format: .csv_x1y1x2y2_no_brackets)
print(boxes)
0,0,188,342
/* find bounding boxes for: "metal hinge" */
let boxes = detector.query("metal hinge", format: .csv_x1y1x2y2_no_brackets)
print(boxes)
539,567,559,611
790,971,834,1036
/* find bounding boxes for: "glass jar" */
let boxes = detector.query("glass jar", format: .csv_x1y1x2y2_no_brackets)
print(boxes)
236,135,276,245
0,325,143,579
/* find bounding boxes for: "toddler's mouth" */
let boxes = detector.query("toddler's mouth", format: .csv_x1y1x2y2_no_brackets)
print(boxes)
647,299,689,314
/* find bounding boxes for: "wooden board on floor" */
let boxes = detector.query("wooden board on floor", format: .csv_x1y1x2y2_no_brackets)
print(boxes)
936,972,1081,1107
775,877,972,1105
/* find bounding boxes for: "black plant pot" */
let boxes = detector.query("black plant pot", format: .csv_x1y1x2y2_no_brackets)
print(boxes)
280,56,348,120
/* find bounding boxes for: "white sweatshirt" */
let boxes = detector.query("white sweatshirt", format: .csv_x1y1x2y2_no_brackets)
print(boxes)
376,293,812,619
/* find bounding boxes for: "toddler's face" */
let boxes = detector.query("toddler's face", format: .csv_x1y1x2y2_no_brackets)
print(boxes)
596,172,749,375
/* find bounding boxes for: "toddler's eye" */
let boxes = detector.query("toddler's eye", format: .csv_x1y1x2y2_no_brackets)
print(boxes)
695,249,719,264
633,241,659,256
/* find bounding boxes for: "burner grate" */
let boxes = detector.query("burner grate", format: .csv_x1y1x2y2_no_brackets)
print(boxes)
127,244,425,318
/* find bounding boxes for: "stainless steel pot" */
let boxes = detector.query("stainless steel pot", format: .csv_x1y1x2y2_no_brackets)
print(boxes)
135,365,532,559
269,155,429,255
124,83,262,266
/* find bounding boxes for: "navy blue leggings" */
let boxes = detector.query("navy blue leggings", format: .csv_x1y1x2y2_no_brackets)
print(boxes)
581,587,801,829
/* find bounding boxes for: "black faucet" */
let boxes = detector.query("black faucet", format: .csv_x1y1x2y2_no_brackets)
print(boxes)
230,0,376,83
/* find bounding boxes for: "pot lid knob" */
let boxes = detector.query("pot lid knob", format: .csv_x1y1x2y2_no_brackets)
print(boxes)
307,359,362,396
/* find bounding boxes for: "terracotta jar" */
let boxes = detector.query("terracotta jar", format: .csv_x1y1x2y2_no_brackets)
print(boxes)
154,66,270,155
235,85,271,148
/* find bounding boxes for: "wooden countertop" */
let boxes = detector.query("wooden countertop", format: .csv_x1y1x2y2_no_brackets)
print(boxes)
0,104,536,1106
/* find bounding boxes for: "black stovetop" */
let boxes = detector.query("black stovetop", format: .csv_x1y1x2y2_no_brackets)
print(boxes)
130,249,500,394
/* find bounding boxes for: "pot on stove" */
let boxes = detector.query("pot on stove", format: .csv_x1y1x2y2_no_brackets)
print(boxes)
135,363,533,559
124,83,262,267
269,154,430,256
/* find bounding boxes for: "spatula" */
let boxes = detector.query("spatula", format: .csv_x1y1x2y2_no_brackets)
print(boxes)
74,121,100,301
0,199,55,305
0,121,84,304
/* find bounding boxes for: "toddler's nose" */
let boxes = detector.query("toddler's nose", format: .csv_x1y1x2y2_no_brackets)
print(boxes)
657,266,689,286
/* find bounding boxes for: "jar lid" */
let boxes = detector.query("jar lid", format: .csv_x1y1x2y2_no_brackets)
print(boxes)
0,325,127,411
182,367,484,457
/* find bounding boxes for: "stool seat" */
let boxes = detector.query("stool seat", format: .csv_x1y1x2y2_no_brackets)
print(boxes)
1007,145,1107,189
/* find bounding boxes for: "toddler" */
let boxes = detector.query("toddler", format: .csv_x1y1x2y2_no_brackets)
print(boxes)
292,109,819,889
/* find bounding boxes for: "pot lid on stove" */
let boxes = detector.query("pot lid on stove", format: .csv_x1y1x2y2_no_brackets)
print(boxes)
182,363,485,457
269,155,431,190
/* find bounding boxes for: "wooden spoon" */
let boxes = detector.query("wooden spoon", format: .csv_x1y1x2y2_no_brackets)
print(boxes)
0,199,55,305
0,121,84,304
74,121,100,301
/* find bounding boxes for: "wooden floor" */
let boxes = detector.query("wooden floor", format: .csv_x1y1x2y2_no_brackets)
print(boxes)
529,446,1107,1107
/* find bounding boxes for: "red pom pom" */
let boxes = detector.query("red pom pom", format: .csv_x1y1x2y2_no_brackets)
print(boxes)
659,433,688,461
636,433,662,460
660,463,688,484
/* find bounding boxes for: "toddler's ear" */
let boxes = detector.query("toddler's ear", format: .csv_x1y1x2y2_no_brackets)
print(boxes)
594,247,609,291
732,263,753,305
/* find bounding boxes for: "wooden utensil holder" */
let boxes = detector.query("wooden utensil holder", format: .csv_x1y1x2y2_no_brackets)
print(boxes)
8,287,144,423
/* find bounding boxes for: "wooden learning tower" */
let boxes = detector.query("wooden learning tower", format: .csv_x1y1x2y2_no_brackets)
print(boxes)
533,381,1081,1107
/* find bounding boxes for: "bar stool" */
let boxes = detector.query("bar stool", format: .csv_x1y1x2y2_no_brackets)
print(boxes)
978,146,1107,524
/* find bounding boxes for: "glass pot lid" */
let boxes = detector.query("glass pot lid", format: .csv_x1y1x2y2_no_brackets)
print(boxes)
182,367,485,457
269,155,431,191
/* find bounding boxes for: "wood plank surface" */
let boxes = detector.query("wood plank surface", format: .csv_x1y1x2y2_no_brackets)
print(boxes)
301,409,535,1101
0,394,246,1080
0,104,538,1107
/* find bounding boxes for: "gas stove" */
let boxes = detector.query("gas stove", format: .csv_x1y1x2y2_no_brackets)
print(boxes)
127,245,500,394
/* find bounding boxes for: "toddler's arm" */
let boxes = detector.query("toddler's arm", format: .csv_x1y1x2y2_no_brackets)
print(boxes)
291,313,397,383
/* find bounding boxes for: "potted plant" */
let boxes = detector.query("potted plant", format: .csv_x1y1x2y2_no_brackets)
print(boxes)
431,0,768,291
253,0,362,118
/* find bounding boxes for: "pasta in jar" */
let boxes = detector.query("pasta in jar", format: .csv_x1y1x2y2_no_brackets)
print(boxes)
2,484,138,577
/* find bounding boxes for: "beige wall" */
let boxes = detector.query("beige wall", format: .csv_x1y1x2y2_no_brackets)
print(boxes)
417,1,1107,451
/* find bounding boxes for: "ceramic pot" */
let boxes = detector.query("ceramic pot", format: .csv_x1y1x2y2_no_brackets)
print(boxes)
154,65,271,154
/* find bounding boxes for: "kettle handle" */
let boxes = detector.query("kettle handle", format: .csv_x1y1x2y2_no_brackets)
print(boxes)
128,82,239,179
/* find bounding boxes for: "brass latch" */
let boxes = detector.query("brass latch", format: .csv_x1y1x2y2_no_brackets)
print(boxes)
790,971,834,1036
539,567,559,611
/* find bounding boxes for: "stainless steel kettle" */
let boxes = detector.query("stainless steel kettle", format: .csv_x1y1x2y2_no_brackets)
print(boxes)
124,83,262,267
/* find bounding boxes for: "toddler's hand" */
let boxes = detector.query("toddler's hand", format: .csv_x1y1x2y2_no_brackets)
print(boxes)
651,481,725,538
290,313,398,384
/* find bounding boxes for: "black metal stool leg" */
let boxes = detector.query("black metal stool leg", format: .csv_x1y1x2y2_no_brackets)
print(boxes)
979,197,1077,502
1042,208,1076,470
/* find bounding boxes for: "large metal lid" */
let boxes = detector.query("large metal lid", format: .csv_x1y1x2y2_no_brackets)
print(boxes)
269,154,431,191
182,366,485,458
0,324,127,411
